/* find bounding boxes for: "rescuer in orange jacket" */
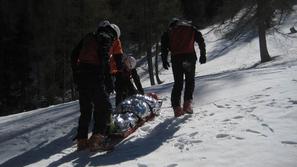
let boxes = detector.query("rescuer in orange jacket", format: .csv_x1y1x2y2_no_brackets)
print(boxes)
108,24,144,106
71,20,117,151
161,18,206,117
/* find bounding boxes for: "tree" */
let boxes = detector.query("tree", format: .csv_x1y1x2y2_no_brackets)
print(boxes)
0,0,113,115
1,0,183,115
180,0,223,28
180,0,296,63
144,0,155,85
154,43,163,84
107,0,181,85
215,0,296,62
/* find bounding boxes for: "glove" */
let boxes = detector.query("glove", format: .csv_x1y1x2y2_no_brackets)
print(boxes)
199,55,206,64
105,80,114,94
137,88,144,95
162,61,170,70
104,72,115,94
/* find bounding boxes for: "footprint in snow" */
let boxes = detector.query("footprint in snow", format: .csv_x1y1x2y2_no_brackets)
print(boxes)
232,136,245,140
266,101,277,107
261,123,274,133
209,113,215,116
137,163,148,167
216,134,230,138
246,129,261,134
166,164,178,167
174,137,203,151
288,99,297,105
174,142,185,151
250,114,263,122
213,103,225,108
222,119,231,122
281,141,297,145
246,129,267,137
249,94,270,101
189,132,199,138
263,87,272,91
243,106,257,113
233,116,244,119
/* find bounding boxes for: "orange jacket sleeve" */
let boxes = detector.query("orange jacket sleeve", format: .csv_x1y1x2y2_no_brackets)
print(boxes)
109,38,124,74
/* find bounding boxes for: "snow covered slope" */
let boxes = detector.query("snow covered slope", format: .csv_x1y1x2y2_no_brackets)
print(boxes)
0,8,297,167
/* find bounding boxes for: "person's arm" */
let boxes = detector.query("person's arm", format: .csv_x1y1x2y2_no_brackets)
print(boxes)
96,32,115,92
111,38,124,75
70,37,84,84
194,29,206,64
113,54,123,72
131,69,144,94
160,31,170,69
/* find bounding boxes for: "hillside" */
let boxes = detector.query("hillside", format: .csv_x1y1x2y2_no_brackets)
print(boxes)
0,10,297,167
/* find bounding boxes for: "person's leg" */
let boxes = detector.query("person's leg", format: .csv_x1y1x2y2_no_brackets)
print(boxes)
92,84,112,136
171,57,184,108
89,83,113,151
126,79,138,97
76,67,94,150
115,75,124,106
77,89,92,139
183,55,196,113
171,57,185,117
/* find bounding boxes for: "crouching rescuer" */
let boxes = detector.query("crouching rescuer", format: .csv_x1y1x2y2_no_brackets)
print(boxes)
161,18,207,117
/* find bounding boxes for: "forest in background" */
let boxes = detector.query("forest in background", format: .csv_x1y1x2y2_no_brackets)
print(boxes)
1,0,295,116
0,0,180,115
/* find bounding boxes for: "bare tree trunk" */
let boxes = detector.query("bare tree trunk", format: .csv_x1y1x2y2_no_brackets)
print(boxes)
155,42,163,84
144,0,155,85
257,0,271,63
258,22,271,62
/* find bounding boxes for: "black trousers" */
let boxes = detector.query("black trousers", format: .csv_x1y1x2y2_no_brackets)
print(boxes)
76,66,112,139
171,54,196,108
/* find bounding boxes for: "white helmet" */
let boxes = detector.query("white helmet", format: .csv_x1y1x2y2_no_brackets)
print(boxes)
123,56,136,70
111,24,121,38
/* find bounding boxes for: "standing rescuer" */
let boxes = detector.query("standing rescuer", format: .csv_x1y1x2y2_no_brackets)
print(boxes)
71,20,117,151
161,18,206,117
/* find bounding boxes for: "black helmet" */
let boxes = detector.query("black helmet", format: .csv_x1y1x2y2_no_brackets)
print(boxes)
96,20,117,38
97,20,111,29
169,17,179,28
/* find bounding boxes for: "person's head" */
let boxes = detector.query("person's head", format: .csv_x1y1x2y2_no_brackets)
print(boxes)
123,55,136,70
96,20,117,39
169,17,179,28
169,17,193,28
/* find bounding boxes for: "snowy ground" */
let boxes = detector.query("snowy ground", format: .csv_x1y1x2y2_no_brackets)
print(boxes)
1,10,297,167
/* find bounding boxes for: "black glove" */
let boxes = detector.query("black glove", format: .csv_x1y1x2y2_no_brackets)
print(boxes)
105,84,114,94
137,88,144,95
199,55,206,64
162,61,170,70
104,69,114,94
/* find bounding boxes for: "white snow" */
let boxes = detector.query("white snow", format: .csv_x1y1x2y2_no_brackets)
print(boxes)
1,10,297,167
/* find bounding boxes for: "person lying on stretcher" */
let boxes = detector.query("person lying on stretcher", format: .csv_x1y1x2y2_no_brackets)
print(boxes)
109,93,162,136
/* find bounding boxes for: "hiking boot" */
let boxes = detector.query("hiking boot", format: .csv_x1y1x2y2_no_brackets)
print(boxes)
88,134,106,152
173,106,184,117
183,100,193,114
77,138,89,151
